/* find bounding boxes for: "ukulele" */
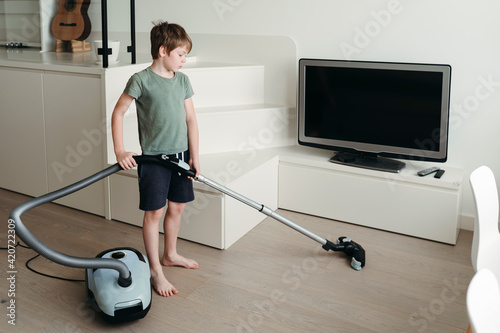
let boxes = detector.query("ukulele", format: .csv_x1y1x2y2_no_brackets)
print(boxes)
51,0,91,41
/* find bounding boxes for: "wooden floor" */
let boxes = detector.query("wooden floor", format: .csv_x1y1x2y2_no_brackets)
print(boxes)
1,188,474,333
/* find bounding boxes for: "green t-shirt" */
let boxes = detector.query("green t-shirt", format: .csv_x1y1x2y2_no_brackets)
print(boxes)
124,67,194,155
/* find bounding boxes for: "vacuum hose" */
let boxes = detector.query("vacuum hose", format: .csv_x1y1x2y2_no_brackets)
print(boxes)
9,163,132,287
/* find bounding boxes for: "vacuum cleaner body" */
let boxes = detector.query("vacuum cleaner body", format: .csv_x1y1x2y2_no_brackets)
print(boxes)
86,248,152,323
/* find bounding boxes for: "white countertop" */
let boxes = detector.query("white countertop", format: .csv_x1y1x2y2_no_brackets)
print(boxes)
0,48,152,74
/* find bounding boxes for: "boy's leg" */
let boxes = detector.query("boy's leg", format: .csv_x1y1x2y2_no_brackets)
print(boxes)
143,208,179,297
161,201,199,269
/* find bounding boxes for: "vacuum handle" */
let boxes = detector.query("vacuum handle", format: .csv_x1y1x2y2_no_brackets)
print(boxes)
132,155,196,178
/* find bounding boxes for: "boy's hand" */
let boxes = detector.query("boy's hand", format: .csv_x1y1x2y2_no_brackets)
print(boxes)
189,158,200,179
116,151,138,170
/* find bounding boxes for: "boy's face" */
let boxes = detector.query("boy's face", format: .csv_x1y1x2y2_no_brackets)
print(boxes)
160,45,189,73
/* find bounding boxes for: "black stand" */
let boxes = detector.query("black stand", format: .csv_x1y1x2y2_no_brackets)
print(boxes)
330,151,406,173
99,0,136,68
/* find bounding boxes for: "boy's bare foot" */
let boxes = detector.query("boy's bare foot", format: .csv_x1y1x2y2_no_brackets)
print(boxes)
150,269,178,297
162,254,199,269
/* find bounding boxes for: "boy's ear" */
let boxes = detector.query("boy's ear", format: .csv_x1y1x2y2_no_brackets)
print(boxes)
158,45,167,58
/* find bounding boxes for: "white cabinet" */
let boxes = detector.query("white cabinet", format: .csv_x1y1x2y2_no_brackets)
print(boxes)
43,72,105,215
278,146,464,244
0,67,105,215
0,68,47,196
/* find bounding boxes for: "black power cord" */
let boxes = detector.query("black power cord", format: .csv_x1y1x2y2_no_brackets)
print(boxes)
1,242,85,283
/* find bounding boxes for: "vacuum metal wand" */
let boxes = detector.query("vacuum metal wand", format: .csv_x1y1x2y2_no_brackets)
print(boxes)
196,174,365,270
139,155,366,270
197,175,327,245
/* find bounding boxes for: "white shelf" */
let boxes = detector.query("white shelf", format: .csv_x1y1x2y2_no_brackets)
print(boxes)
278,145,464,244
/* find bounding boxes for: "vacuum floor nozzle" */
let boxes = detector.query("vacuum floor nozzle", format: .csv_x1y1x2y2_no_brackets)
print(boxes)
322,237,366,270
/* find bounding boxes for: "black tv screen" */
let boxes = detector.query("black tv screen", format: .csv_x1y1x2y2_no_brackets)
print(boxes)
298,59,452,172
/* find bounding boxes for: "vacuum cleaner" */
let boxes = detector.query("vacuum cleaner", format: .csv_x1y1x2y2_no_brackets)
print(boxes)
135,154,366,271
9,154,365,322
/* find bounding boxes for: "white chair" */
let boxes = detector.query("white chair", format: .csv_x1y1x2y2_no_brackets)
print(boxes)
469,166,500,279
467,269,500,333
467,166,500,333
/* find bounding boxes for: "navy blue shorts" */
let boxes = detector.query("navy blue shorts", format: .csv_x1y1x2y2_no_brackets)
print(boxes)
137,151,195,211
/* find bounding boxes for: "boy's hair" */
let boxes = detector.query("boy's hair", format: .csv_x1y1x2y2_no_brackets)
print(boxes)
150,21,192,59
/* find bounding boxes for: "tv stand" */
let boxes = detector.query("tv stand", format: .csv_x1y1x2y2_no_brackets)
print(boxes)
330,151,406,173
279,146,463,244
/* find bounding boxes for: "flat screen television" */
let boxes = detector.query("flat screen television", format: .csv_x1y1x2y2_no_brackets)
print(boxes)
298,59,452,173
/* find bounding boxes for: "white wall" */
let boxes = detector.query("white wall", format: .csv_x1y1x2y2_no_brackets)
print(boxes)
102,0,500,222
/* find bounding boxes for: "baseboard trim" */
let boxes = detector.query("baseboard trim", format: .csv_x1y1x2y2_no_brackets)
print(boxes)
460,214,474,231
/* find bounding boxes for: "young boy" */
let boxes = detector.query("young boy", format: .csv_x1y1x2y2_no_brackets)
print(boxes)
111,21,200,297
